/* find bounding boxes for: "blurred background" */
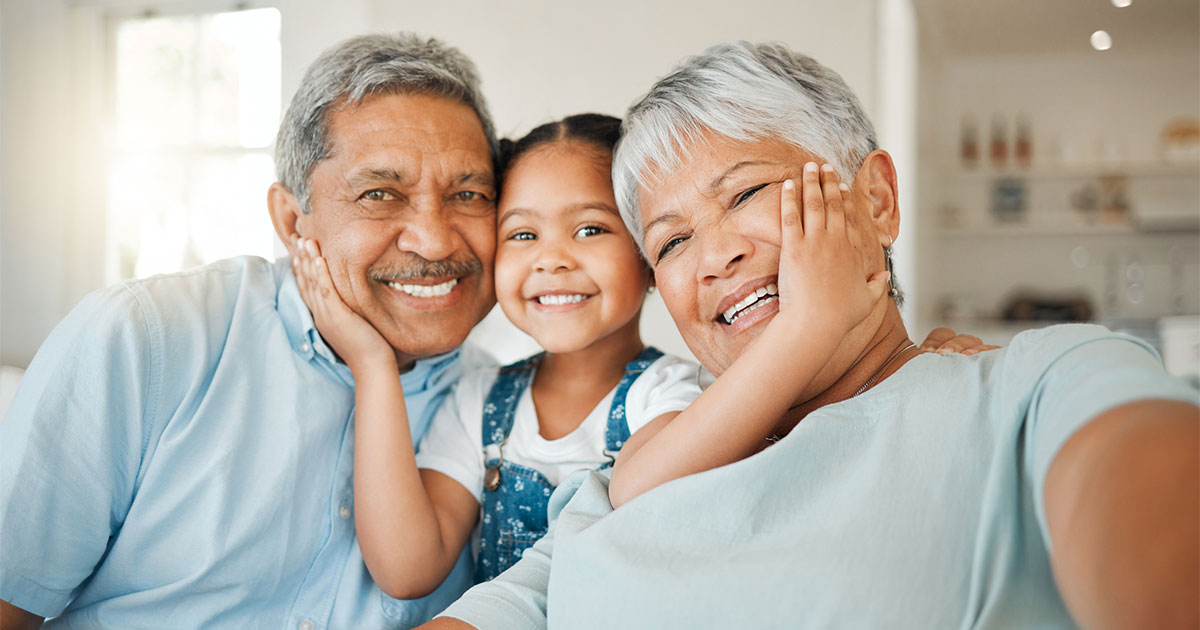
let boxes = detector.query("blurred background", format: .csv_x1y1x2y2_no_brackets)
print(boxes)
1,0,1197,408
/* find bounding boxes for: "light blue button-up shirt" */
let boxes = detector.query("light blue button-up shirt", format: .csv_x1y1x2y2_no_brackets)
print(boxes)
0,256,479,629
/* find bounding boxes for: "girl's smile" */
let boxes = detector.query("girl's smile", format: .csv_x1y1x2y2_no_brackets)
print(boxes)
494,141,650,355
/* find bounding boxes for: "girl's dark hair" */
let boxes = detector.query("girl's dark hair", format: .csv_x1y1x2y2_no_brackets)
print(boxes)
497,113,622,180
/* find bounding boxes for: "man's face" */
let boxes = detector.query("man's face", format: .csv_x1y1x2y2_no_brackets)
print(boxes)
296,92,496,368
639,132,883,378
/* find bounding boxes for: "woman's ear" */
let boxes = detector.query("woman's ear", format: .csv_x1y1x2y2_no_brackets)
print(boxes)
268,182,304,257
855,150,900,246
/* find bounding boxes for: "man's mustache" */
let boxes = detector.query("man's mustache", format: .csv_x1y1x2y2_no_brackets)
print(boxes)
368,255,483,282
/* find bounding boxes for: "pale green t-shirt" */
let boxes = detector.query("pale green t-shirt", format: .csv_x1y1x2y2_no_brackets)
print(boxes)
441,324,1199,629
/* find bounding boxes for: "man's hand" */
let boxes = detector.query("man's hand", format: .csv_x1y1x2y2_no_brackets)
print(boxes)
918,328,999,356
0,599,43,630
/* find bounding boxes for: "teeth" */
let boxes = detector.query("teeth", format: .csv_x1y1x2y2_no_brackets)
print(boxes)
722,283,778,325
387,278,458,298
537,294,587,306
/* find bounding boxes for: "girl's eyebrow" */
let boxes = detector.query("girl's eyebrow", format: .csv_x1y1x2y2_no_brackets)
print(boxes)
498,202,618,225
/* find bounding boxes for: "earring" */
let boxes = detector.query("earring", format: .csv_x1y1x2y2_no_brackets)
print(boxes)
882,238,897,298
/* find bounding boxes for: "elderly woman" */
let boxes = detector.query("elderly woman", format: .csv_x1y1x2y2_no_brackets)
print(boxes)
426,42,1198,629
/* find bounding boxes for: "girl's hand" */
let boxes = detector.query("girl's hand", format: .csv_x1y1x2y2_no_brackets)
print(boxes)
773,162,891,339
292,238,396,372
918,328,1001,356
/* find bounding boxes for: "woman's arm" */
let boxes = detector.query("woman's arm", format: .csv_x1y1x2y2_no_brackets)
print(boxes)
292,240,478,599
1044,398,1199,629
610,164,889,507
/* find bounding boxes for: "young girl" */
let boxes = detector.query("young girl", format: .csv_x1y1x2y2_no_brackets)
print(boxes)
292,113,980,598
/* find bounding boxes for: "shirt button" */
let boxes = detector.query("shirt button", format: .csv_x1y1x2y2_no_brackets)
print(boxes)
299,620,315,630
339,505,351,520
299,342,311,353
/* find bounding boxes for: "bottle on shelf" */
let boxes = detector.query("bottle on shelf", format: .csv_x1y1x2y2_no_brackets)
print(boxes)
990,113,1008,169
960,115,979,170
1015,113,1033,168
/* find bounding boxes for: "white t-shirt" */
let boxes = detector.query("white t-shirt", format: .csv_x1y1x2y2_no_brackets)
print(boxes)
415,353,704,499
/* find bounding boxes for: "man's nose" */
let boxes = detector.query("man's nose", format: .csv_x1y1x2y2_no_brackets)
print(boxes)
394,204,460,262
696,226,751,284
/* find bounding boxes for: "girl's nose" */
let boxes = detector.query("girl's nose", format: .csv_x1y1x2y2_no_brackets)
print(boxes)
533,239,575,273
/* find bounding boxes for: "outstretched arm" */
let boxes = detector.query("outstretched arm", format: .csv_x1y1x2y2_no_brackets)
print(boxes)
0,600,43,630
610,163,890,508
1044,398,1199,629
292,240,478,599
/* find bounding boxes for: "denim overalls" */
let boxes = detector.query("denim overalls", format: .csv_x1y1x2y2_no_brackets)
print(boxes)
473,346,664,583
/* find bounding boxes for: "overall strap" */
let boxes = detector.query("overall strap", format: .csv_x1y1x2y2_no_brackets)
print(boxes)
480,353,542,448
604,346,665,453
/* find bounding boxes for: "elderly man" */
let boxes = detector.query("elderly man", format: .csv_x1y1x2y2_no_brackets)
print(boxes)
427,41,1199,630
0,33,498,629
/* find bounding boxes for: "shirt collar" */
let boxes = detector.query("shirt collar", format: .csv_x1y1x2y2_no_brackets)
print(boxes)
274,256,462,390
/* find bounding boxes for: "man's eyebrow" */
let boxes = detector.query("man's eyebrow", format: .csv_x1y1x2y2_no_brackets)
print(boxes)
347,168,410,187
707,160,770,195
456,171,496,188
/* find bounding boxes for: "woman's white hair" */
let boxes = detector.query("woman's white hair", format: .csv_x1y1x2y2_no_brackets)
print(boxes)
613,40,877,255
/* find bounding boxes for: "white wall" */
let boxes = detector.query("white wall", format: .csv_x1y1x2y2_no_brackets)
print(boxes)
1,0,909,367
917,48,1200,328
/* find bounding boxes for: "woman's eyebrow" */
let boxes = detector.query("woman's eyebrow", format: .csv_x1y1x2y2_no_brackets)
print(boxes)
643,211,682,239
707,160,770,195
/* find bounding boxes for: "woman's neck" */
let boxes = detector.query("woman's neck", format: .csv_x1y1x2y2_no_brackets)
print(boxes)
774,307,914,436
531,321,645,440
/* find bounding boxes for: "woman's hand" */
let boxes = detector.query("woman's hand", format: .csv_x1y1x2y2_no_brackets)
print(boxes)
773,162,891,340
918,328,1000,356
292,238,396,373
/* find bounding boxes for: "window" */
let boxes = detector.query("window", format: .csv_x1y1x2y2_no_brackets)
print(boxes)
106,6,281,281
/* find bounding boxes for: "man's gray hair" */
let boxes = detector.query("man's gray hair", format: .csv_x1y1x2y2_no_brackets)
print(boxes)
613,40,878,254
275,33,498,213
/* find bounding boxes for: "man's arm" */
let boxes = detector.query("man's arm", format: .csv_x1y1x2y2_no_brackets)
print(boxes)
1044,398,1199,630
0,599,44,630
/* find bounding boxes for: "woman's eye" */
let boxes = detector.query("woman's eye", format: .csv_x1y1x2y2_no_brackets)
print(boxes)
734,184,768,206
656,235,687,262
574,225,608,238
361,189,397,202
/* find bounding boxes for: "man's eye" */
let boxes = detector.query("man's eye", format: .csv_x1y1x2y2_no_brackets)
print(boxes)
656,235,687,262
454,190,488,202
361,190,397,202
734,184,768,206
574,225,608,238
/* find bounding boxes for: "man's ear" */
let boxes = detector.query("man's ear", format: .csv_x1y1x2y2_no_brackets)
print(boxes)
854,149,900,247
268,182,305,257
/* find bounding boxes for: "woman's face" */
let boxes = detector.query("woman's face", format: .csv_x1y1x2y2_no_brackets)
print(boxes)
639,132,882,377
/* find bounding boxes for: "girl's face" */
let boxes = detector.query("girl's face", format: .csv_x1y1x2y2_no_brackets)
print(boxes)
494,141,650,354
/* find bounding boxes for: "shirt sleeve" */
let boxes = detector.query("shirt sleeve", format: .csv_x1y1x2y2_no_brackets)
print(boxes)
0,285,162,616
1021,327,1200,547
415,368,495,501
622,354,705,435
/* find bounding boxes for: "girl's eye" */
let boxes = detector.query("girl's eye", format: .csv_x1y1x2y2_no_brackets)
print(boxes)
508,231,536,241
574,225,608,238
734,184,768,206
656,235,688,262
361,189,397,202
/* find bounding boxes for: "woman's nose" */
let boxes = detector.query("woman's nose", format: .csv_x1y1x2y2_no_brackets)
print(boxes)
696,226,751,284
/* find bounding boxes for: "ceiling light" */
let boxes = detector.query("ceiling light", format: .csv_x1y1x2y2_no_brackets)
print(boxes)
1091,30,1113,51
1111,0,1132,7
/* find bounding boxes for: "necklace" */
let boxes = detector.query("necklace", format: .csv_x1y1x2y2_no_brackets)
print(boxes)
765,338,917,443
